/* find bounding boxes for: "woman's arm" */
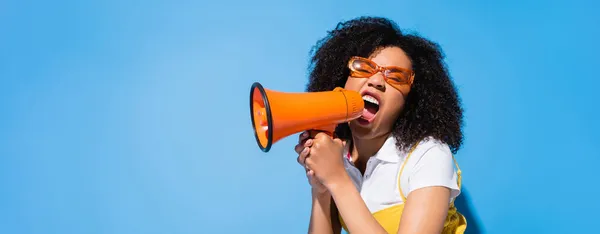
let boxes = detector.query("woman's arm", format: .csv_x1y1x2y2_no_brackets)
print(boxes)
305,133,388,234
396,186,451,234
396,143,458,234
330,176,453,234
308,193,341,234
297,132,342,234
328,174,388,234
325,143,457,234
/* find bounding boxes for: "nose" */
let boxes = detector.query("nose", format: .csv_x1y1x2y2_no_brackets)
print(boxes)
367,72,386,90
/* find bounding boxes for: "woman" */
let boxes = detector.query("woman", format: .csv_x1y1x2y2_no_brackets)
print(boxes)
295,16,467,234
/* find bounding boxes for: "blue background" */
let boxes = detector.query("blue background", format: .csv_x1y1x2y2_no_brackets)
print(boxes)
1,0,599,233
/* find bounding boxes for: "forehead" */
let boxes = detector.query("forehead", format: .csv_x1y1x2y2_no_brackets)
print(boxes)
369,47,412,69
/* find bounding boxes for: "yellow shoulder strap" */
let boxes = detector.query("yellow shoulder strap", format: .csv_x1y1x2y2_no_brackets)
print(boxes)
397,143,419,202
452,154,462,189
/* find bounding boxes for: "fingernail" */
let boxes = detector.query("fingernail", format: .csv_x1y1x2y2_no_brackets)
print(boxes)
305,139,312,146
302,147,308,154
302,131,307,137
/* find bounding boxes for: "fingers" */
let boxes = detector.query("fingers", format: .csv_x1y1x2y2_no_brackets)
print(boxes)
294,144,304,154
307,170,318,183
295,131,313,154
314,132,329,140
333,138,344,146
312,132,342,145
296,131,315,173
304,157,313,169
299,131,309,142
295,139,313,154
304,139,313,148
297,146,310,166
306,169,315,185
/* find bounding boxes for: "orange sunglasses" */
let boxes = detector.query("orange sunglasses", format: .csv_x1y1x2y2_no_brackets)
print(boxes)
347,56,415,94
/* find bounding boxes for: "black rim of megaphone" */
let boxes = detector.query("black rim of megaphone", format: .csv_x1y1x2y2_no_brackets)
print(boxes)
250,82,273,152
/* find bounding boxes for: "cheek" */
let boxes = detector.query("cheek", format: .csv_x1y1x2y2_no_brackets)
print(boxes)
381,93,406,122
343,77,363,91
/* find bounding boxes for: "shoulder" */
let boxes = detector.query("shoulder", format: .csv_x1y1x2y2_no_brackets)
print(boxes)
407,137,454,166
401,137,460,200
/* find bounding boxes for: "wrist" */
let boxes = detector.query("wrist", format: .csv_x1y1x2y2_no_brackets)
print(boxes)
311,189,331,199
324,172,352,195
311,191,332,214
312,192,331,205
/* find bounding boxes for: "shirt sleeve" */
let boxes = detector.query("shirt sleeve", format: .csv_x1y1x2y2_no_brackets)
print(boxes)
405,143,461,202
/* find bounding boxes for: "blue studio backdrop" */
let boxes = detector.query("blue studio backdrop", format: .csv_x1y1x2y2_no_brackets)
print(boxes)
1,0,599,233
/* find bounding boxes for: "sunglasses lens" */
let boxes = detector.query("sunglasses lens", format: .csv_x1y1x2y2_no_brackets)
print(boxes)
385,70,409,84
350,59,375,77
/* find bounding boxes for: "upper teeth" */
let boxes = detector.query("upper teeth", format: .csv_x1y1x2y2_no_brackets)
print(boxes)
362,95,379,105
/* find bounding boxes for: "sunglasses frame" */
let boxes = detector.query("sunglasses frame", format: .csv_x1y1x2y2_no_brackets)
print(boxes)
347,56,415,90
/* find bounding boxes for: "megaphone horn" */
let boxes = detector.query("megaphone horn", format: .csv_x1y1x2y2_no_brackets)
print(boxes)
249,82,365,152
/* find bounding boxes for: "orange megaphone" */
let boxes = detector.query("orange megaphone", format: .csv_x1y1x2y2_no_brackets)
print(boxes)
250,82,365,152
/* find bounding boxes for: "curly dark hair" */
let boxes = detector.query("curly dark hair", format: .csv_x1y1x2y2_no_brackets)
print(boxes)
306,16,464,154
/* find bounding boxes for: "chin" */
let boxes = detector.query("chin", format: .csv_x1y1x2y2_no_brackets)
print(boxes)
348,118,382,139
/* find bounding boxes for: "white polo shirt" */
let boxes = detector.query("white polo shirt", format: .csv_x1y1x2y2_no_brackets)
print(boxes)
342,135,461,213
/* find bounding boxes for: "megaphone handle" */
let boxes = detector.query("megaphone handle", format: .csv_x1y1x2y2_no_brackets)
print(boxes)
307,129,336,139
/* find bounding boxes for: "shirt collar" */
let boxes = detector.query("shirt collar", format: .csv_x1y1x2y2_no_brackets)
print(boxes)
372,135,401,163
343,135,402,163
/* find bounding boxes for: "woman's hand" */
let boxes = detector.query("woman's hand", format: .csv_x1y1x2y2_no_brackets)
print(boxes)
300,134,387,234
295,131,328,196
304,132,347,190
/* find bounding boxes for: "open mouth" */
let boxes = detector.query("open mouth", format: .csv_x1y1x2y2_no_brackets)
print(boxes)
361,94,380,122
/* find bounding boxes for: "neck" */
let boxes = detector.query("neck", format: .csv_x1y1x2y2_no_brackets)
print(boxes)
350,131,391,162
